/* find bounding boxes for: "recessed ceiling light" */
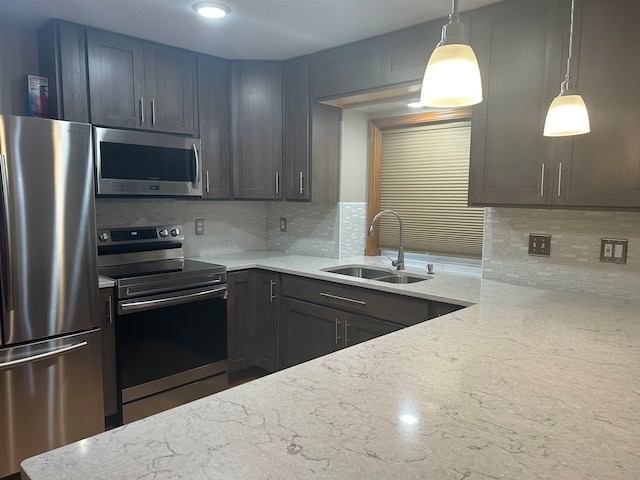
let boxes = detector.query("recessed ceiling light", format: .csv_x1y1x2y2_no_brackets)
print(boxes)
193,2,231,19
404,99,423,108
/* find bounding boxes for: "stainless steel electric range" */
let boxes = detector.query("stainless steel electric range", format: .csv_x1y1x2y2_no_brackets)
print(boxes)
97,225,228,424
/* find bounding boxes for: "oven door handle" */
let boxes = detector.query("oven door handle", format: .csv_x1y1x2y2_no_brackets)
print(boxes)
118,285,227,315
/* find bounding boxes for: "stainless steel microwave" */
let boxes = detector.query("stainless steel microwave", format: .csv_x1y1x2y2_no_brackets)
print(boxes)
94,127,202,197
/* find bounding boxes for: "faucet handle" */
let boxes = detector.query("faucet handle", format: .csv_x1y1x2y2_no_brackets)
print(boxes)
427,263,434,274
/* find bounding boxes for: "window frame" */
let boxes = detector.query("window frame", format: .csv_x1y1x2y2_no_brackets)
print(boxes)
365,107,473,257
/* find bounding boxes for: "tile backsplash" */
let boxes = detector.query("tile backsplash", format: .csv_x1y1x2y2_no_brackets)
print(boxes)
483,207,640,299
95,198,267,257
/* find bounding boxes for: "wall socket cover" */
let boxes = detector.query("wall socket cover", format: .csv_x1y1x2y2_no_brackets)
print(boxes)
195,218,204,235
279,217,287,232
600,238,627,264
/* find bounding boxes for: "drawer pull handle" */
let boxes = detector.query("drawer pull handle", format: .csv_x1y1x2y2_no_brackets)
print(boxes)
319,292,366,306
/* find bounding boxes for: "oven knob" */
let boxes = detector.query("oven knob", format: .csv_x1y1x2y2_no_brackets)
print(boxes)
98,232,109,242
159,229,169,238
171,228,181,237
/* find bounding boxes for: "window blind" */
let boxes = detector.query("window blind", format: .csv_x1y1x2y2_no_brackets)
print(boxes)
379,121,484,258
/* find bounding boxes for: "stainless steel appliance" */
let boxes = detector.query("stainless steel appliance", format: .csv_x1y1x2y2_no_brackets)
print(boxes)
97,225,228,424
94,127,202,197
0,114,104,478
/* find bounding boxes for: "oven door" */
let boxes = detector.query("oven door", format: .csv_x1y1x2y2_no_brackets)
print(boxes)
95,127,202,197
116,285,227,423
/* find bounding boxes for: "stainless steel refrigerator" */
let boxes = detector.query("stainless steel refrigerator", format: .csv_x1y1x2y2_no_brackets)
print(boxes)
0,114,104,477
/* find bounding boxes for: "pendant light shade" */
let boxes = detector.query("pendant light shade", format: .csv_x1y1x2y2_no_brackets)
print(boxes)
420,0,483,108
543,93,590,136
543,0,590,137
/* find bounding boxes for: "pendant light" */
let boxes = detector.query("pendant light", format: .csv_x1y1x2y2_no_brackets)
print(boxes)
420,0,483,108
543,0,590,136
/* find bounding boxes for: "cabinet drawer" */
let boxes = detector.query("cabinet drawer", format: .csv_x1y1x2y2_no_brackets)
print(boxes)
282,275,429,327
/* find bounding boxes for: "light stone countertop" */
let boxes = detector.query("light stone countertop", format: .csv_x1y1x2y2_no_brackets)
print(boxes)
24,254,640,479
197,252,482,306
98,275,115,288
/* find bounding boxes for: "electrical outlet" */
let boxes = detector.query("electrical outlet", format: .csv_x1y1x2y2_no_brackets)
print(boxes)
600,238,627,264
528,234,551,256
279,217,287,232
195,218,205,235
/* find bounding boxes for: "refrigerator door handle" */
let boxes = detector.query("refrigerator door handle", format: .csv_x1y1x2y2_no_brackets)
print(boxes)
0,342,88,371
0,153,14,311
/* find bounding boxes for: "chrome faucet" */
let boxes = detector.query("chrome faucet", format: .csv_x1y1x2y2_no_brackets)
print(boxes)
368,210,404,270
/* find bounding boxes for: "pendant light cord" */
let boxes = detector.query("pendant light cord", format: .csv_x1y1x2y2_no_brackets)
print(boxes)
450,0,460,22
563,0,576,88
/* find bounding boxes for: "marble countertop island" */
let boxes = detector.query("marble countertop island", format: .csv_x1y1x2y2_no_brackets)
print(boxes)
22,256,640,479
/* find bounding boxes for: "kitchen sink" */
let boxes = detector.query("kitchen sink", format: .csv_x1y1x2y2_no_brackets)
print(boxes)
323,266,390,279
376,274,428,284
322,265,431,284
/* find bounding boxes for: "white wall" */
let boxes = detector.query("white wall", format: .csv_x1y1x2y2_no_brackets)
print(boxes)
339,109,369,202
0,23,39,115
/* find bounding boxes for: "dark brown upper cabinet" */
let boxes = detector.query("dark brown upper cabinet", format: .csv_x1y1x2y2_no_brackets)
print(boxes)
230,61,283,199
469,0,640,209
37,20,90,123
86,29,196,135
197,55,231,199
284,56,341,202
552,0,640,208
468,0,564,206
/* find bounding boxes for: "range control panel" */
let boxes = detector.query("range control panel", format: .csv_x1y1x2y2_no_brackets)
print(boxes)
97,225,184,246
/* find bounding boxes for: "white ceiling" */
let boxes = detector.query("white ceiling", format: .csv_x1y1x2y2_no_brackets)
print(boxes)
0,0,504,60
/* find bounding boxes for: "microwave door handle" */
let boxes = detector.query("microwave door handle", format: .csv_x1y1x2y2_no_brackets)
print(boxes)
192,144,200,189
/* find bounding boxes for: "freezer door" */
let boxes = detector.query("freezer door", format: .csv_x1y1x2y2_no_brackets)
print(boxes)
0,115,98,346
0,329,104,477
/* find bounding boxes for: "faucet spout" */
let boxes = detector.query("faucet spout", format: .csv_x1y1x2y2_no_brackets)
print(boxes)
368,209,404,270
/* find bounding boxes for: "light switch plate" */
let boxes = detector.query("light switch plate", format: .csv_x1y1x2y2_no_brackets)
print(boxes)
529,234,551,256
600,238,627,264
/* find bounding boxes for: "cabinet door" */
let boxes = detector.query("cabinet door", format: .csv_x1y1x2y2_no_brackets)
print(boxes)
284,56,311,200
468,0,564,206
284,299,342,368
344,313,402,348
231,61,283,199
379,20,442,86
312,38,382,99
87,29,145,129
554,0,640,207
98,288,117,418
255,272,280,372
144,44,196,135
226,271,256,373
37,20,90,123
197,55,231,199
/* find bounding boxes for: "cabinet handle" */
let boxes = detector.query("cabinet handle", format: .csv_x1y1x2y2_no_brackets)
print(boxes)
106,295,113,325
557,162,563,197
192,144,200,189
275,172,280,195
344,320,350,347
540,163,545,197
269,280,276,303
299,171,304,195
151,98,156,125
139,97,145,125
319,292,366,306
205,171,210,193
335,318,341,345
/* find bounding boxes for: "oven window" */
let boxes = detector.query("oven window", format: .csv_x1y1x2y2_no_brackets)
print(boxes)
117,297,227,391
100,142,196,182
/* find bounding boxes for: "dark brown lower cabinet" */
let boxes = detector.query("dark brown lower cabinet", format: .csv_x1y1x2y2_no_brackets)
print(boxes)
226,270,257,374
255,271,281,372
98,288,117,419
284,298,404,368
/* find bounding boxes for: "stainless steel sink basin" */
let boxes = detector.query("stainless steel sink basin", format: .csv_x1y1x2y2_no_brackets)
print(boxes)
322,265,431,284
322,266,390,279
376,274,429,284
